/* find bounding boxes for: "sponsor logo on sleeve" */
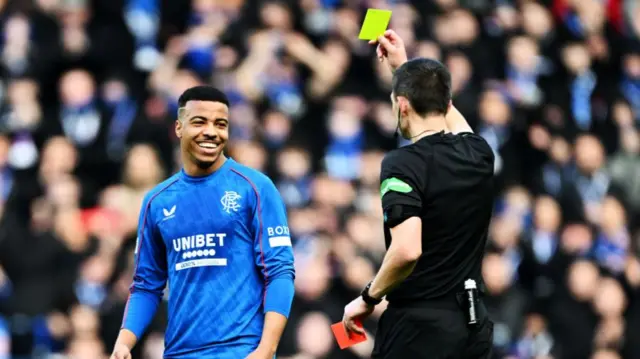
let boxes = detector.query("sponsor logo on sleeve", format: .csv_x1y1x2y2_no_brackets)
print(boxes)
267,226,291,247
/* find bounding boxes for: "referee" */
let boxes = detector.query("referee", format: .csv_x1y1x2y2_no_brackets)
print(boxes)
342,30,495,359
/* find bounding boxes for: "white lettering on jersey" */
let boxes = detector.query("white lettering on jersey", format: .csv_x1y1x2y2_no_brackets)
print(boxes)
172,233,226,251
267,226,291,247
171,233,228,270
176,258,228,271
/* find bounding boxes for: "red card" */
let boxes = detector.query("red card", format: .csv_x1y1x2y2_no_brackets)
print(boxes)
331,320,367,349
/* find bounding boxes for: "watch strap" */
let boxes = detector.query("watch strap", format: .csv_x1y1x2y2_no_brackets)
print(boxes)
361,282,382,305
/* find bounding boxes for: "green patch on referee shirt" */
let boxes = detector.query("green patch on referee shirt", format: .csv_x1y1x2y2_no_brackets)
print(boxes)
380,177,412,197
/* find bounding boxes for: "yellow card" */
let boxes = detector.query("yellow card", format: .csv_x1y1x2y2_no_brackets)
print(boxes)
358,9,392,40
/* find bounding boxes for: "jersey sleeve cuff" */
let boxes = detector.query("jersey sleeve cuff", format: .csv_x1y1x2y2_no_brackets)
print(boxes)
122,289,162,339
263,276,295,318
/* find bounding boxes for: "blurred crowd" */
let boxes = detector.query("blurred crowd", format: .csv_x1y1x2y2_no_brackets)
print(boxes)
0,0,638,358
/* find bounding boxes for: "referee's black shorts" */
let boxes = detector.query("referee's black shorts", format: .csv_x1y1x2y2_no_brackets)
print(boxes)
372,297,493,359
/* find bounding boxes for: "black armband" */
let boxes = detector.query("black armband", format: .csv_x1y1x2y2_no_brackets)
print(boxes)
384,204,421,227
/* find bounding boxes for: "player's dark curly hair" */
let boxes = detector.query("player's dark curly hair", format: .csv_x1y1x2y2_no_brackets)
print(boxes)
392,58,452,117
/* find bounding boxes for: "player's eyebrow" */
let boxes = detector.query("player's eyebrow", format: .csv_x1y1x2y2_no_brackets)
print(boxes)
188,116,208,122
187,116,228,123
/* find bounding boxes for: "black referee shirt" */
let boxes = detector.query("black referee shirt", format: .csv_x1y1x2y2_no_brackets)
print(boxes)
380,131,495,305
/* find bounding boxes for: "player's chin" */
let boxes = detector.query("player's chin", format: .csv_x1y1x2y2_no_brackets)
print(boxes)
195,150,220,164
192,153,219,169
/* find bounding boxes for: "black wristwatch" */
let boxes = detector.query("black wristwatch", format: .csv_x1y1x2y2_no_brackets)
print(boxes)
361,282,382,306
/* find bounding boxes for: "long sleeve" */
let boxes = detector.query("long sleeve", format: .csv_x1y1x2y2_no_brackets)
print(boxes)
252,178,295,318
121,192,167,339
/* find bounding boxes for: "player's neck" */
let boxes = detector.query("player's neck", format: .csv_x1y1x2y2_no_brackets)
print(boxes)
183,155,228,177
409,115,449,143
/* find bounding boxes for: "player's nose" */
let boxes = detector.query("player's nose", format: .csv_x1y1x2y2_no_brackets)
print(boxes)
201,121,217,138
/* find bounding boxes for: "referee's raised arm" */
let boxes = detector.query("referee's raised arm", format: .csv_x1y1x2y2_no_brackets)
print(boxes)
342,30,495,359
445,104,474,135
371,30,474,136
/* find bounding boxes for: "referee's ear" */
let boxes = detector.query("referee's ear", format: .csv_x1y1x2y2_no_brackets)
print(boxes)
397,96,410,115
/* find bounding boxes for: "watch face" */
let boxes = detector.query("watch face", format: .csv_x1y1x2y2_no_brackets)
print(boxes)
361,283,369,294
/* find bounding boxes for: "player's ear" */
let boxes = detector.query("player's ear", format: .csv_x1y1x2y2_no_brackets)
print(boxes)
175,119,182,139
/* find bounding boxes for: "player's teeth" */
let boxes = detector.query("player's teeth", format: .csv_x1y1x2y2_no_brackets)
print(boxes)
199,143,217,149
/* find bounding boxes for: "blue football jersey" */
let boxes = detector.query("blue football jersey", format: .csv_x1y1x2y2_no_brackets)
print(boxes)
122,158,295,358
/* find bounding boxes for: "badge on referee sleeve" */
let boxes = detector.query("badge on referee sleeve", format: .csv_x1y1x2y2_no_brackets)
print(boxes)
380,177,413,198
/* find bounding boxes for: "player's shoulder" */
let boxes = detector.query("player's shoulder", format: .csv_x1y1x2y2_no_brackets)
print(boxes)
143,172,182,204
228,160,277,191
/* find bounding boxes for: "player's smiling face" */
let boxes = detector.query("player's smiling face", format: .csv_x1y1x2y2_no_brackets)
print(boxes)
176,100,229,173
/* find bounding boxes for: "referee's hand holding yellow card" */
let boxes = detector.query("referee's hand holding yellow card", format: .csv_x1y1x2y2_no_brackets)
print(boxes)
369,29,408,73
359,9,407,72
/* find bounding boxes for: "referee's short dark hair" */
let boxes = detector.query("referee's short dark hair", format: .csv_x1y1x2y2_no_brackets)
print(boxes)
178,86,230,108
392,58,452,117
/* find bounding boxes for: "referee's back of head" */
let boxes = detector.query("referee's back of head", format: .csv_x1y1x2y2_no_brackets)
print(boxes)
391,58,452,117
